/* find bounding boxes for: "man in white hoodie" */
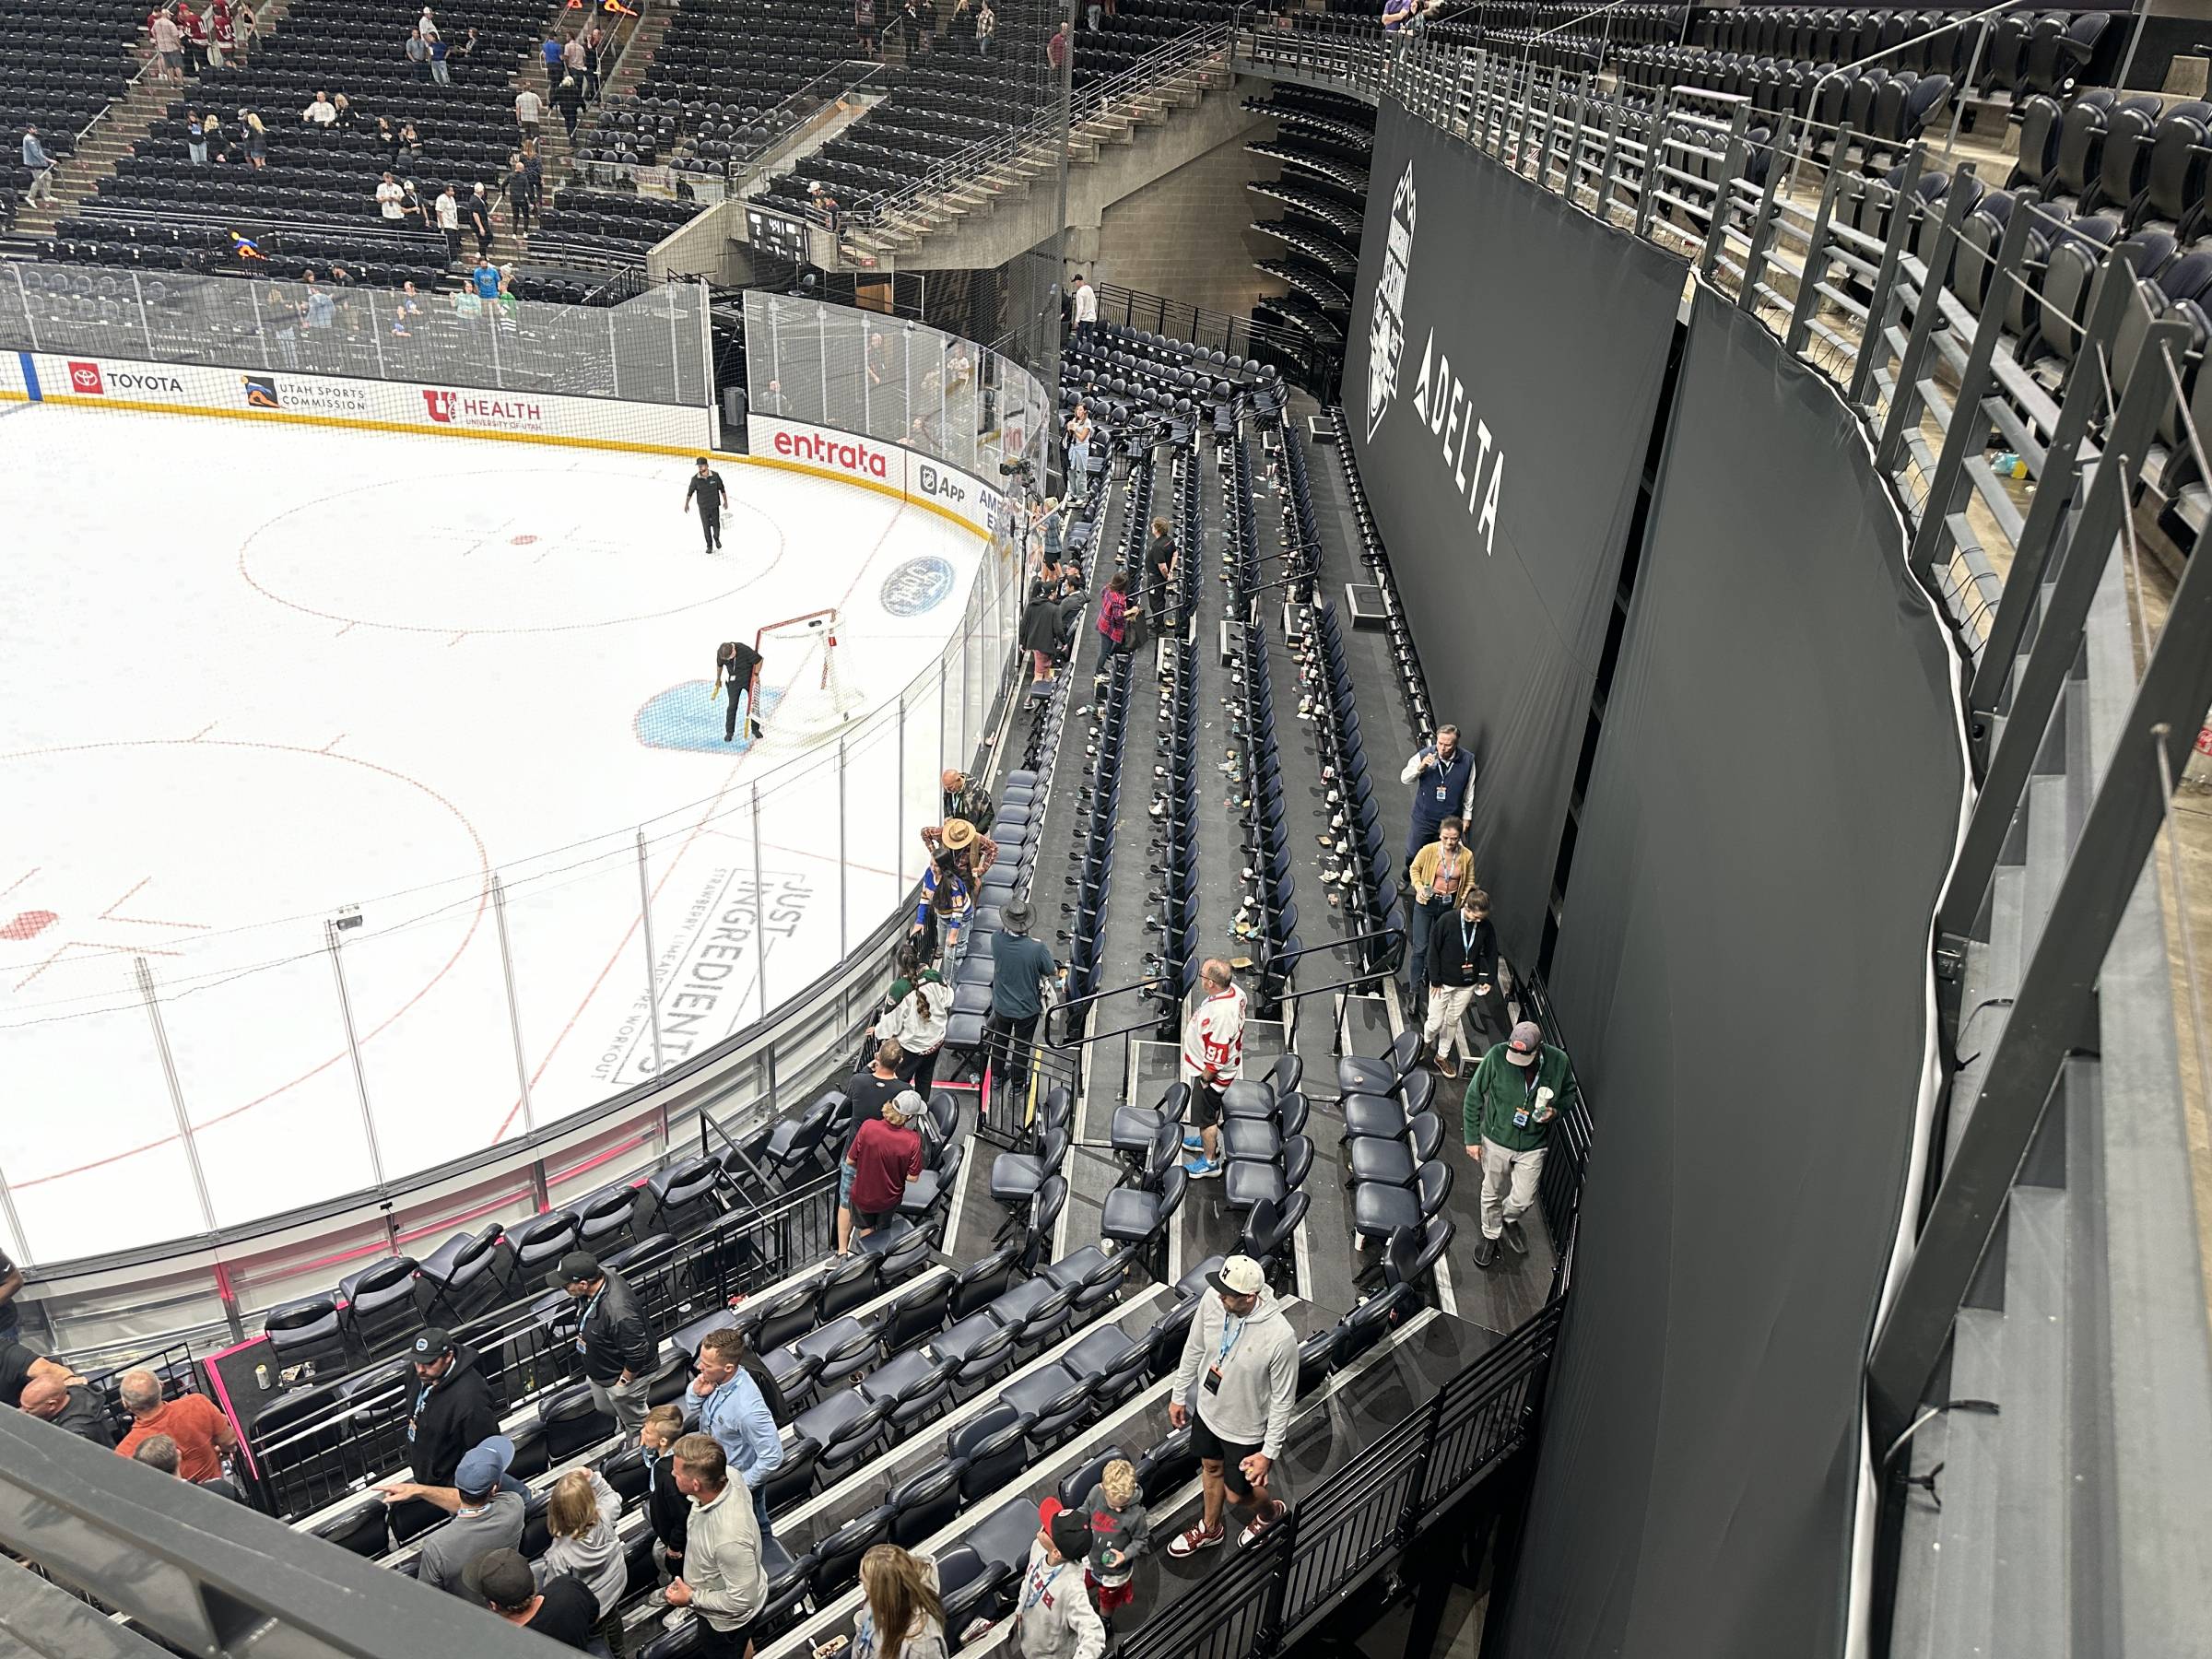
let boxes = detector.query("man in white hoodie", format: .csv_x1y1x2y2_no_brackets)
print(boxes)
1165,1255,1300,1553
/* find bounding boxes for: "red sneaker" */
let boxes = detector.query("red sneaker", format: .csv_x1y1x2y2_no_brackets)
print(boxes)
1167,1521,1226,1559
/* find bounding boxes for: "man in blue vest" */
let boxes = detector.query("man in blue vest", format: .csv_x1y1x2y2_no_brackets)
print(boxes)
1398,724,1475,870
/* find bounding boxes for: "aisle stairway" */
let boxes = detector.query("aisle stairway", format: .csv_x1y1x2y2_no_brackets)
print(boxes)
7,0,301,246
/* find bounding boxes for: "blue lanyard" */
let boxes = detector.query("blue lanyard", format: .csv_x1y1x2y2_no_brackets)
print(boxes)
576,1288,603,1353
406,1380,431,1441
1218,1314,1244,1366
1461,918,1478,953
1023,1561,1065,1612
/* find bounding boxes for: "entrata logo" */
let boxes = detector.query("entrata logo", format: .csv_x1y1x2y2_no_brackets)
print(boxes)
1365,159,1416,443
67,360,106,395
772,427,890,481
914,462,968,505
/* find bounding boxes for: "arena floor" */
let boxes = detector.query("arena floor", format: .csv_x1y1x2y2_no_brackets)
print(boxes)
0,405,994,1262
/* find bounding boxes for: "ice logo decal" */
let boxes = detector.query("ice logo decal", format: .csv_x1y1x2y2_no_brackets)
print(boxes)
880,556,956,618
1366,159,1417,443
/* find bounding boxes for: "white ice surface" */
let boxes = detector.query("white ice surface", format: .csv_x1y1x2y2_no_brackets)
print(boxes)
0,406,990,1261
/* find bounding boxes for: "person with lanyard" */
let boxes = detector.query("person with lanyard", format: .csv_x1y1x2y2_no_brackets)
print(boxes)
686,1328,783,1540
1406,814,1474,1018
1422,886,1500,1078
713,636,762,743
686,457,731,555
375,1436,525,1595
1013,1499,1106,1659
1165,1255,1299,1555
1462,1019,1581,1268
388,1326,511,1538
556,1251,656,1441
1397,723,1476,874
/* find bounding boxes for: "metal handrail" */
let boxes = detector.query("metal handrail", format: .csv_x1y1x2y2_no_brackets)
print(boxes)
837,18,1235,237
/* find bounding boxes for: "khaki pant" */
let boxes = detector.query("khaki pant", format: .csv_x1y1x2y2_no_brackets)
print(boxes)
1422,982,1478,1062
589,1372,652,1441
1479,1137,1546,1241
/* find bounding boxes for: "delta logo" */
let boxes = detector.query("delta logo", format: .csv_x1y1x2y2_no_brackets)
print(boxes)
772,427,891,480
420,388,546,432
65,360,185,396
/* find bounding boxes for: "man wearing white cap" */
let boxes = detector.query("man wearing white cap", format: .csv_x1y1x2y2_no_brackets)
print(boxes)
1462,1020,1580,1267
1164,1255,1299,1554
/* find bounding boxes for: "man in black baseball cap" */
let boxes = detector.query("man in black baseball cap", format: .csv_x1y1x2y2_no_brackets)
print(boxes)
465,1546,600,1647
556,1251,656,1441
985,898,1065,1117
387,1324,504,1539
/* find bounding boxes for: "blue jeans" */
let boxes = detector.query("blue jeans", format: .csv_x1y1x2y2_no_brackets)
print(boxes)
753,1480,772,1540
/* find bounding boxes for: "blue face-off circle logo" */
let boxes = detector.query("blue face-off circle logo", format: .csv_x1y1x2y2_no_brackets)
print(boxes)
881,556,956,618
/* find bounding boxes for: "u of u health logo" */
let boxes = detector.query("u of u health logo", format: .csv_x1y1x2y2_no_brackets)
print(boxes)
421,388,546,431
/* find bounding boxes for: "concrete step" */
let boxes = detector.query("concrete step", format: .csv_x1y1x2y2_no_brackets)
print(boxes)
1898,1307,2005,1659
1989,1182,2070,1659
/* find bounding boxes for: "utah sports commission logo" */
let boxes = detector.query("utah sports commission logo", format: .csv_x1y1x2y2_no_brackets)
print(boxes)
242,376,282,409
880,556,956,617
1365,159,1417,443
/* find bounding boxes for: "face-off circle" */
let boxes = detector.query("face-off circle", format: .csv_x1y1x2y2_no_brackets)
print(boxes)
239,465,787,634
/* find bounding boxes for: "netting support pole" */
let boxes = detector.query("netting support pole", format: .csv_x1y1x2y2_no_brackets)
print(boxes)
324,918,386,1189
12,265,37,353
131,273,156,359
750,786,768,1028
608,310,622,400
837,735,850,960
635,830,665,1082
489,875,535,1136
135,956,218,1235
897,692,909,895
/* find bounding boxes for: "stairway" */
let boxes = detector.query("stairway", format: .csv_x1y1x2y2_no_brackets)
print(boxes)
835,48,1240,271
9,0,301,246
489,0,677,267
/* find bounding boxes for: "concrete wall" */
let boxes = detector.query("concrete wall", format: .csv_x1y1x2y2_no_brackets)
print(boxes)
900,76,1267,272
1086,114,1284,323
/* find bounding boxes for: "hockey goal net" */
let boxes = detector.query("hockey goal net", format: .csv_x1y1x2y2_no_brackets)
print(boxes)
751,608,866,744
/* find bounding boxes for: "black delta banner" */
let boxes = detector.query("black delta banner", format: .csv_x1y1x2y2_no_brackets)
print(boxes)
1500,291,1968,1659
1343,96,1683,965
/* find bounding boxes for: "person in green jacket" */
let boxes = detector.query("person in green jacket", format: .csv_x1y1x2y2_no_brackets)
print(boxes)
1462,1020,1579,1268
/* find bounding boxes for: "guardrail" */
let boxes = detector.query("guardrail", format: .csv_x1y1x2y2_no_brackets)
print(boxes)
1120,1300,1563,1659
832,18,1236,249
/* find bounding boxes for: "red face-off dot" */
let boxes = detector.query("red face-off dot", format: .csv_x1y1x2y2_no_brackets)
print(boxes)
510,534,538,545
1,911,58,941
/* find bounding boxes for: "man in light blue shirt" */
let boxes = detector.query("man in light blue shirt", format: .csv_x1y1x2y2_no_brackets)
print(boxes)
686,1328,782,1540
21,126,54,206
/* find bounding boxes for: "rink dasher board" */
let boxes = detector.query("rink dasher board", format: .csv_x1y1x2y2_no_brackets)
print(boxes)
1,348,715,456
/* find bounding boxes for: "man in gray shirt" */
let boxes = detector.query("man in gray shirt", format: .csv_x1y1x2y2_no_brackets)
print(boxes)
376,1435,524,1595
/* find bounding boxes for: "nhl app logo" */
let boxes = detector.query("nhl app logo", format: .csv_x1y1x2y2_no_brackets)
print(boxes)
1365,159,1417,443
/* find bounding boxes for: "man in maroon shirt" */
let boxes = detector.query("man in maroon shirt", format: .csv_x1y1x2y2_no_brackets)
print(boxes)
843,1092,924,1242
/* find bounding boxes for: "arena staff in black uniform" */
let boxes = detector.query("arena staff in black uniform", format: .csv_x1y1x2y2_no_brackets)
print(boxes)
684,456,729,553
714,638,763,744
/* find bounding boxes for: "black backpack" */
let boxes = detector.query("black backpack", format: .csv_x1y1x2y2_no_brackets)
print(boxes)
740,1353,791,1428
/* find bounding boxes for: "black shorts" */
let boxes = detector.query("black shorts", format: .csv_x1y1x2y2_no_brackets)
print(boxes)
853,1206,895,1231
691,1615,756,1659
1188,1412,1265,1500
1189,1082,1224,1128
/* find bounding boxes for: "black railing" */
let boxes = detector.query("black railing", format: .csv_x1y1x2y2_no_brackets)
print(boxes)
1119,1301,1563,1659
1091,280,1340,394
1516,971,1592,1296
251,1174,838,1518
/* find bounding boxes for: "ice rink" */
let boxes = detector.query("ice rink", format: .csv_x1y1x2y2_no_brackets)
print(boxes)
0,405,1007,1262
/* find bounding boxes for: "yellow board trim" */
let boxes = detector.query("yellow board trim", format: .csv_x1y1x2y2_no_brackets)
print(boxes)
10,390,991,540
